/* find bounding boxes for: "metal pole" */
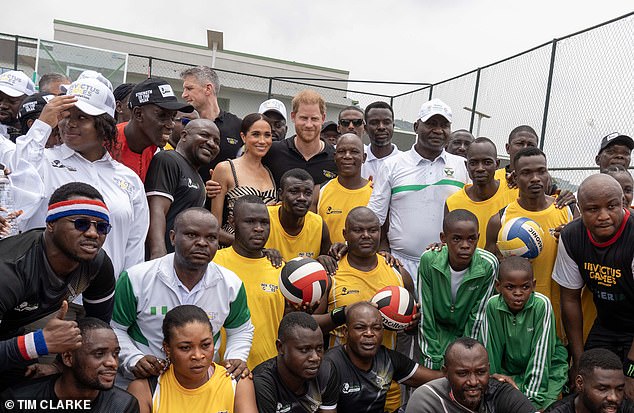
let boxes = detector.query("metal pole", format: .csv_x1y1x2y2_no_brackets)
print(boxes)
267,78,272,99
390,96,394,108
540,39,558,151
428,85,433,100
147,57,153,78
469,68,481,133
13,36,19,70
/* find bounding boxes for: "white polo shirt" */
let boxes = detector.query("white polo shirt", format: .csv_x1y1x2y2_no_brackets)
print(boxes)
368,146,468,261
361,143,401,186
16,120,149,277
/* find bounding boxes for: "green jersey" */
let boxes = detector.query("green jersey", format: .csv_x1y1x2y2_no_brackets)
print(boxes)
417,247,498,370
481,292,568,410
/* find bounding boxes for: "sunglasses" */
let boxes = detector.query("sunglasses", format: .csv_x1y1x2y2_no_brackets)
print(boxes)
339,119,364,127
67,218,112,235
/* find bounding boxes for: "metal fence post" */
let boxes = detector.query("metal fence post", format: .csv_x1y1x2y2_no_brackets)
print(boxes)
540,39,558,151
428,85,433,100
267,78,272,99
13,35,19,70
469,68,482,134
148,56,153,78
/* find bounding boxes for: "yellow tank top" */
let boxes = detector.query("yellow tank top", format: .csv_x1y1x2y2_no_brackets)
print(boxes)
213,247,285,370
500,200,573,337
153,363,236,413
328,254,404,349
446,183,516,249
494,167,519,201
265,205,323,261
318,179,373,244
328,254,404,412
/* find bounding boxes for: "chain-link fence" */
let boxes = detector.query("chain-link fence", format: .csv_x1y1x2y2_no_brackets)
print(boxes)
1,11,633,188
421,11,634,189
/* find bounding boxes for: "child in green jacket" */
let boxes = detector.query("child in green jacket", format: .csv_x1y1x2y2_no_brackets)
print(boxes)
481,256,568,411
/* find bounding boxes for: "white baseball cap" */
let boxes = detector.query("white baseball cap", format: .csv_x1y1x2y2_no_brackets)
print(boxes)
0,70,36,97
258,99,287,121
77,70,114,92
418,98,452,123
64,77,116,117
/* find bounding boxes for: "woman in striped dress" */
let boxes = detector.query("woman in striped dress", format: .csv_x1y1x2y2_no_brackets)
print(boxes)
211,113,276,246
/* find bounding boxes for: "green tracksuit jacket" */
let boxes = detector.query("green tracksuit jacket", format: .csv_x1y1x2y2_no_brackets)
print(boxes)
480,292,568,410
417,247,498,370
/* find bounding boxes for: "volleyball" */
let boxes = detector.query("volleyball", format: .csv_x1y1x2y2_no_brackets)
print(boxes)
279,257,330,306
371,286,418,331
497,217,544,259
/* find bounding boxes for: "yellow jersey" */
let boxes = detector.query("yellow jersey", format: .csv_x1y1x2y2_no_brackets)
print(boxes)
328,254,404,349
265,205,323,261
318,179,373,244
500,200,574,337
213,247,285,370
446,182,516,249
328,253,404,412
152,363,236,413
494,167,519,201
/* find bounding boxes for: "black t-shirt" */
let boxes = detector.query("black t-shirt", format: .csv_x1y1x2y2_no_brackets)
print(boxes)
262,137,337,187
545,393,634,413
0,229,115,371
252,357,339,413
0,374,139,413
199,109,242,180
559,212,634,332
324,345,417,413
145,150,206,253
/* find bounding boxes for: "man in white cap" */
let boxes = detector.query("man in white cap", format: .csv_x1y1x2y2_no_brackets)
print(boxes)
368,98,469,287
0,70,36,141
258,98,287,141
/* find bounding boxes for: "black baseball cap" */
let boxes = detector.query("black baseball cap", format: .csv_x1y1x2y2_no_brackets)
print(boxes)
321,121,337,133
598,132,634,154
18,93,54,119
128,78,194,112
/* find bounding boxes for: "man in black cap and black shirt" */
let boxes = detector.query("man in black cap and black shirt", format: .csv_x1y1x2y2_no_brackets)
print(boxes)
595,132,634,171
109,77,194,182
320,121,340,147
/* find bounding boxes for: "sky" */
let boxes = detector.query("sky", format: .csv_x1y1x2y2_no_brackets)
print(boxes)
3,0,633,95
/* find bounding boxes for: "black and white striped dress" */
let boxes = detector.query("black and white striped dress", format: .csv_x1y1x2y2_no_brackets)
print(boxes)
221,159,277,234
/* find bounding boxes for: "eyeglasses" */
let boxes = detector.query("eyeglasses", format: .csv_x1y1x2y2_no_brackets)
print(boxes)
67,218,112,235
339,119,364,127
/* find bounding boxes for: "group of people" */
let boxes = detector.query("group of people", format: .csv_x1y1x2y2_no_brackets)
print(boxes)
0,64,632,413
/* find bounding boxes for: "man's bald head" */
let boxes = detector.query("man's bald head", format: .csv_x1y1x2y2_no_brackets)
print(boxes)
345,206,379,229
345,301,381,327
184,118,219,135
337,133,363,148
444,337,488,367
578,174,623,209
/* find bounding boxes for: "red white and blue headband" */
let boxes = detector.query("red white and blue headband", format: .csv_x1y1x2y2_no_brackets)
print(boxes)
46,199,110,224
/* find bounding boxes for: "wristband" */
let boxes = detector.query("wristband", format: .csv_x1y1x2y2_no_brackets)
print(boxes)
330,306,347,327
624,358,634,378
17,329,49,361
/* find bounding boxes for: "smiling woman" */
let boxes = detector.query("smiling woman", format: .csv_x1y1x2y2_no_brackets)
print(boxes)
13,74,149,278
210,113,277,247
